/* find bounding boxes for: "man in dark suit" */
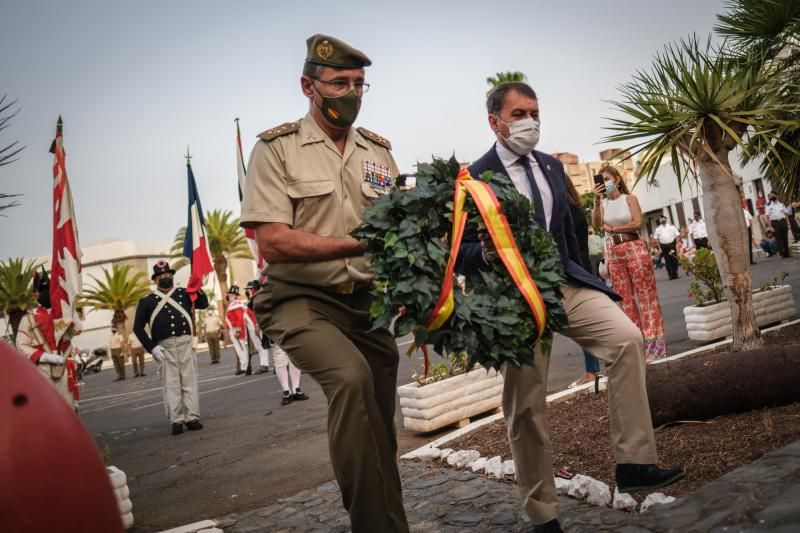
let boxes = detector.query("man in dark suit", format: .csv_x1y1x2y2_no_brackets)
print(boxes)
457,82,683,533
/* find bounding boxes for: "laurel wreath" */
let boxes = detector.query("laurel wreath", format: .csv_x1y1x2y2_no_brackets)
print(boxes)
352,157,568,370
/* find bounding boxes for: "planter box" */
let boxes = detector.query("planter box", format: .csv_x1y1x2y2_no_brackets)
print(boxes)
397,367,504,433
107,466,134,529
684,285,796,342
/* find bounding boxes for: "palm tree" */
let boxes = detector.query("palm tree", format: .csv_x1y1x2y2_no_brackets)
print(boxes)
486,71,527,87
715,0,800,200
81,264,152,338
0,258,38,342
1,94,24,214
171,208,253,309
603,34,800,351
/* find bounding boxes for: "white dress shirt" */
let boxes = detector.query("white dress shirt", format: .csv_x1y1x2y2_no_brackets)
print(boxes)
688,219,707,239
743,208,753,228
766,200,786,221
495,142,554,230
653,224,680,244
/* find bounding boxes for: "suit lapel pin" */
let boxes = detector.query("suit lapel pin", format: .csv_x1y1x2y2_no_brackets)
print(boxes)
546,164,551,171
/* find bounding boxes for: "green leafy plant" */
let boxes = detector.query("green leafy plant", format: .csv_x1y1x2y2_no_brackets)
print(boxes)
680,248,724,306
352,157,568,371
411,352,469,386
759,271,789,292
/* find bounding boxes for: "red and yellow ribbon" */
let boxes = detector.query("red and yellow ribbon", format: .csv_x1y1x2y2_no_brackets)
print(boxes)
412,168,548,376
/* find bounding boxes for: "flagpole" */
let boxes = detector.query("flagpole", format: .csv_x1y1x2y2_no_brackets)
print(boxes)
185,146,198,339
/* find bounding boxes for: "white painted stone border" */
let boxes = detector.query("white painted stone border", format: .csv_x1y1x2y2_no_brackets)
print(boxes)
403,317,800,460
160,519,218,533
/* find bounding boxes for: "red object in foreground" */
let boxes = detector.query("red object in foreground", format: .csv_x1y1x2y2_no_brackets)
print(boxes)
0,342,123,532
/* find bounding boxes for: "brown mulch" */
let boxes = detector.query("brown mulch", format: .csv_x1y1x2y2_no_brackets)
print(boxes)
445,322,800,497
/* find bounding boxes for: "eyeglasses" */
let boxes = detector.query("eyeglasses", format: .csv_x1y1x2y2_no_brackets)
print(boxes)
312,77,370,95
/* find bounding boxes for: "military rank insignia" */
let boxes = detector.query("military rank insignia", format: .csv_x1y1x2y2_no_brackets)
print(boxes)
362,160,393,189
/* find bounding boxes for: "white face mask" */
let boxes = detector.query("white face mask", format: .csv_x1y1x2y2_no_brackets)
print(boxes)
497,116,540,156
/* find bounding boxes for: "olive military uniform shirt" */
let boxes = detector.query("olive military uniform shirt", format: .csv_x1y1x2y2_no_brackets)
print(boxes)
240,113,399,287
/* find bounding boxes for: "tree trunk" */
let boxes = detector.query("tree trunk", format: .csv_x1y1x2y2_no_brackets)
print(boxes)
647,345,800,426
7,307,26,344
699,148,763,351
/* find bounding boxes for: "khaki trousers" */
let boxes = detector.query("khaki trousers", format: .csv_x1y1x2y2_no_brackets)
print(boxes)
131,347,145,375
111,348,125,379
255,281,409,533
503,282,658,524
159,335,200,425
205,332,221,363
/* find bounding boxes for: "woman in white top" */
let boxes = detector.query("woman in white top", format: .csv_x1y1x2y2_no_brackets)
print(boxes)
591,163,667,361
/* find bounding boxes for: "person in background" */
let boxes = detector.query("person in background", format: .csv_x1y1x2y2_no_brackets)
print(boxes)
649,239,663,269
202,308,222,365
245,280,271,374
587,227,604,277
653,217,681,279
225,285,250,375
565,176,601,388
593,163,667,360
109,325,126,381
760,229,779,257
787,200,800,242
128,330,146,377
16,268,79,409
688,212,709,250
744,205,755,265
676,227,696,262
766,192,790,258
133,260,209,435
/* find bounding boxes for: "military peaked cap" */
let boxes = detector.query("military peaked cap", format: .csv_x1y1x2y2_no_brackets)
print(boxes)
305,34,371,69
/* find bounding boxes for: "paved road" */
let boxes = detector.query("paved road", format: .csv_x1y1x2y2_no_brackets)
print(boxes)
81,254,799,531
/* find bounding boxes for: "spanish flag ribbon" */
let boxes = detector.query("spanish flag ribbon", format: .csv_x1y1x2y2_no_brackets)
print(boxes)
411,168,548,377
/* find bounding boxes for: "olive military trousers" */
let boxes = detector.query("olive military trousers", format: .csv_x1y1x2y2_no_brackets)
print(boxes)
255,281,409,533
503,283,658,524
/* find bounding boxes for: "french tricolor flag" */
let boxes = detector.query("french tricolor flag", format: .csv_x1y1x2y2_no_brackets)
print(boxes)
183,159,214,302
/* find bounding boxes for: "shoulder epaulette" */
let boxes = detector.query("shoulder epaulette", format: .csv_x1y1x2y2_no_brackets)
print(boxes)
357,127,392,150
257,122,301,141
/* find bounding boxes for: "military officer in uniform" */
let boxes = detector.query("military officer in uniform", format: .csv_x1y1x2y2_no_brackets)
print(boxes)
241,34,408,532
133,260,209,435
245,280,271,374
16,269,78,410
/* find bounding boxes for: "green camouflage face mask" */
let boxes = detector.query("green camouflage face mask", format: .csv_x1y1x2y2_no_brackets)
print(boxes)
315,88,362,128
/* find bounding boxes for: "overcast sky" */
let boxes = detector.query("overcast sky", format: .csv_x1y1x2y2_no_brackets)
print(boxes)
1,0,726,260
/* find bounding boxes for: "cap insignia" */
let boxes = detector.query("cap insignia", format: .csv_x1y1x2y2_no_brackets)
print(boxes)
316,40,334,60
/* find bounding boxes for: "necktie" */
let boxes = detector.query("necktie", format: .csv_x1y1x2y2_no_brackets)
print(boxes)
518,156,547,229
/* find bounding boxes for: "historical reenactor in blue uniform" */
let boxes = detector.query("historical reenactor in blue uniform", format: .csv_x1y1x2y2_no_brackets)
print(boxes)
133,260,209,435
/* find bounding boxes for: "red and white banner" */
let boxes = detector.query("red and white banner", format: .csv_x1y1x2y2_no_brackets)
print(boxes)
236,118,264,275
49,116,82,342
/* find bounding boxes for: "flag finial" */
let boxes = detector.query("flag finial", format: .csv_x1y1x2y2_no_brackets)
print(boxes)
185,146,192,164
234,117,239,123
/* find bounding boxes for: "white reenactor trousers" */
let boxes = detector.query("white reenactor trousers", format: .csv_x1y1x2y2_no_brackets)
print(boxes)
245,320,270,367
36,364,74,410
229,330,249,370
158,335,200,424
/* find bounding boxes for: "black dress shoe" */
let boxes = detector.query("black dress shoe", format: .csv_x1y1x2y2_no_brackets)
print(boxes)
255,366,269,375
281,391,293,405
616,463,685,492
292,388,309,401
530,518,563,533
185,419,204,431
171,423,183,435
235,370,245,375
